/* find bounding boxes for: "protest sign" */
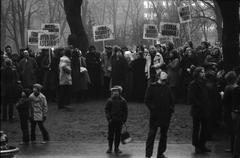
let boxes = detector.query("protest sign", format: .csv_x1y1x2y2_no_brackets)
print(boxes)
38,32,60,49
41,23,60,33
178,5,191,23
39,23,60,49
93,25,114,42
143,24,158,40
28,30,44,46
159,22,180,37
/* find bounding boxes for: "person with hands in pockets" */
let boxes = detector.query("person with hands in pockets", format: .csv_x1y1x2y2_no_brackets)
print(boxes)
105,85,128,154
29,83,49,144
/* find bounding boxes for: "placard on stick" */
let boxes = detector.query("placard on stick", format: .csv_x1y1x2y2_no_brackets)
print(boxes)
178,5,191,23
39,23,60,49
159,22,180,38
93,25,114,42
38,32,60,49
28,30,44,46
143,24,159,40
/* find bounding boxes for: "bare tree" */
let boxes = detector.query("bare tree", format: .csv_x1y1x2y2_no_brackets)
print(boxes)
5,0,41,51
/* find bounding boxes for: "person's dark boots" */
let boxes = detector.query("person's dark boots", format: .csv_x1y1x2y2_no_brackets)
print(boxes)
106,148,112,154
200,146,211,152
107,140,113,153
114,148,122,154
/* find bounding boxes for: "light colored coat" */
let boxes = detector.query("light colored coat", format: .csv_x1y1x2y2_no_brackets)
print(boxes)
29,93,47,121
145,53,164,79
59,56,72,85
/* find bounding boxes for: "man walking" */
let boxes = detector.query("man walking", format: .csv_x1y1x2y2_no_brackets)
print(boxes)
145,71,175,158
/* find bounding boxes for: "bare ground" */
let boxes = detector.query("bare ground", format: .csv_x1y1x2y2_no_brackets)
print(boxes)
2,100,193,143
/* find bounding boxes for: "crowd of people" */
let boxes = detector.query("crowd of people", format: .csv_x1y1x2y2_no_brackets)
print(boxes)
1,40,240,157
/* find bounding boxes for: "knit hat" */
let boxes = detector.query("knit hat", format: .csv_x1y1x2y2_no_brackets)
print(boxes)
111,85,123,93
33,83,43,91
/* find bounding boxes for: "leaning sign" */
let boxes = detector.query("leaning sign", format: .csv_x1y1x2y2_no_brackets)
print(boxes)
93,25,114,42
28,30,43,46
159,22,180,38
39,23,60,49
178,5,191,23
143,24,158,40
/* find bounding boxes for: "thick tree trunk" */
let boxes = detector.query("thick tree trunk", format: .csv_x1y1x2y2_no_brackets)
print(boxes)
63,0,89,54
217,0,240,70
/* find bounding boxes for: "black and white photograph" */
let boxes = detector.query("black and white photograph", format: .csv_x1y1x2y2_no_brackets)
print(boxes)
0,0,240,158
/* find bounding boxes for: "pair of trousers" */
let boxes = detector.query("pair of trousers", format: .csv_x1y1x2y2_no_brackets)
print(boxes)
31,121,49,141
2,98,14,120
192,117,209,148
20,116,30,142
58,85,72,108
108,121,122,150
146,124,169,157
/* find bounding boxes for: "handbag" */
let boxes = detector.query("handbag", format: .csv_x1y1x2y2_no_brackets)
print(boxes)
121,123,132,144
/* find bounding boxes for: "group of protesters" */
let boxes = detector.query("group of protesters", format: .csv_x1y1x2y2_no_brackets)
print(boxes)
1,40,240,157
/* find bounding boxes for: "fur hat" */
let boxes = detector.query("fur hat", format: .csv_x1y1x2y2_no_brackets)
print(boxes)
111,85,123,93
33,83,43,91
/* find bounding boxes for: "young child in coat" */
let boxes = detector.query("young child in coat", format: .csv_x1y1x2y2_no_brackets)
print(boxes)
105,85,128,154
16,88,31,145
29,84,49,144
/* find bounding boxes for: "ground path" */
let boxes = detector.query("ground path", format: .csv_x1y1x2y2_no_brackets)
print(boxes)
1,100,232,157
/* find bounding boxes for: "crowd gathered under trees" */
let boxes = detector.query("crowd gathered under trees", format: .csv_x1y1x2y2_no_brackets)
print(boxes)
1,40,240,156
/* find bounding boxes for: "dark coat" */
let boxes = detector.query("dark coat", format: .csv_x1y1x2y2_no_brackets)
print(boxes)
111,56,128,88
72,56,89,91
86,52,101,86
16,97,31,119
105,96,128,123
188,80,211,118
18,57,38,88
1,65,16,98
145,82,175,127
131,57,147,100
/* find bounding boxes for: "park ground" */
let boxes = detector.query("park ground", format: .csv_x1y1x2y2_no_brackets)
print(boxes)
1,100,232,158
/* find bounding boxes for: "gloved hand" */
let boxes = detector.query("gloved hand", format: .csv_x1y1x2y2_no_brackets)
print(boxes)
43,116,47,122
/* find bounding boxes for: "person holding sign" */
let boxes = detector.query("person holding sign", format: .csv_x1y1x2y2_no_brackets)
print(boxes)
145,46,165,86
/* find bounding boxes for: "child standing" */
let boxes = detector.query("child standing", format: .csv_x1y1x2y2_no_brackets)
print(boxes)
16,88,31,145
105,86,128,154
29,84,49,144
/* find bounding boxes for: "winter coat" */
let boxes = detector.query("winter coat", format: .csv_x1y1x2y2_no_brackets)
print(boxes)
86,52,101,86
16,97,31,119
111,56,128,88
29,93,48,121
105,96,128,123
188,80,211,118
18,57,38,88
131,57,147,100
59,56,72,85
1,65,15,97
145,53,164,79
101,52,112,77
145,82,175,127
72,56,90,91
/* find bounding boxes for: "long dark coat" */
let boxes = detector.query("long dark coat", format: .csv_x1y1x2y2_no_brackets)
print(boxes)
145,82,175,127
131,57,146,101
18,57,38,88
188,80,211,118
111,56,128,88
72,56,89,92
86,52,101,88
